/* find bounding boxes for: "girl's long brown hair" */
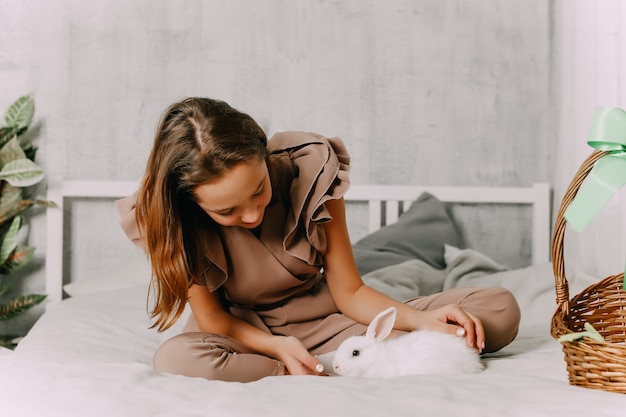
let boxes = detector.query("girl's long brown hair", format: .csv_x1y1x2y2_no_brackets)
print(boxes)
135,97,268,331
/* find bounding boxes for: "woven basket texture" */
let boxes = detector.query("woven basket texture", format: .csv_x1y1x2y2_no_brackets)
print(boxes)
551,150,626,394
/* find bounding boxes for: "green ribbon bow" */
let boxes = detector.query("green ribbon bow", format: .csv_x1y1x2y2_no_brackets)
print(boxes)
564,107,626,289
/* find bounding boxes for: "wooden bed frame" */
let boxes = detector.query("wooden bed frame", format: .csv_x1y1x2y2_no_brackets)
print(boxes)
44,179,551,308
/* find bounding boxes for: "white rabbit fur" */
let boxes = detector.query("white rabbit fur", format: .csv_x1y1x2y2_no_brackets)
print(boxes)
332,307,484,378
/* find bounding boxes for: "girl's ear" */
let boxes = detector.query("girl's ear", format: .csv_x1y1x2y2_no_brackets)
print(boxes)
365,307,397,341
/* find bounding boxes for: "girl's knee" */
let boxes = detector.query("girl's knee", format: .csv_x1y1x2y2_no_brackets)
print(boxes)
479,287,521,352
490,287,521,324
153,332,229,379
153,333,196,376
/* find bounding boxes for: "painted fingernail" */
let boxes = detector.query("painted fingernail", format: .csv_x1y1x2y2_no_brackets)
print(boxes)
315,363,324,373
456,328,466,337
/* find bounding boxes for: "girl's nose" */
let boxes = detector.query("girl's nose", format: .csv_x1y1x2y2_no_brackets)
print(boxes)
240,206,261,224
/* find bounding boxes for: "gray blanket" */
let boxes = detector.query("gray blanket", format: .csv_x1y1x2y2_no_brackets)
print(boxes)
363,245,509,301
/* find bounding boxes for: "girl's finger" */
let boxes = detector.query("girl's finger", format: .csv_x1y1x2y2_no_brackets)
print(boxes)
304,357,325,374
445,305,477,350
466,311,485,352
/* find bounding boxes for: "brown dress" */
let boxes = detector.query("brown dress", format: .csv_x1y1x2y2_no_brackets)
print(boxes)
117,131,521,382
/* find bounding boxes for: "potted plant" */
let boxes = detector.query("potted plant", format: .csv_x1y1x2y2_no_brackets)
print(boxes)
0,95,53,349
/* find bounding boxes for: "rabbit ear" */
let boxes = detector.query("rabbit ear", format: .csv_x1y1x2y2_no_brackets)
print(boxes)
365,307,397,341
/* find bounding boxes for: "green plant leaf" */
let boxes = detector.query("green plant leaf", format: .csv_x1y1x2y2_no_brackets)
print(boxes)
22,144,37,161
0,158,44,187
0,199,33,226
0,136,27,167
0,198,55,227
0,126,18,150
0,216,21,266
0,294,46,320
0,282,11,297
0,245,35,273
0,182,23,214
4,95,34,130
0,334,21,349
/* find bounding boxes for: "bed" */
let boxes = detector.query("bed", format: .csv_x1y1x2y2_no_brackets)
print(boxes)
2,180,626,416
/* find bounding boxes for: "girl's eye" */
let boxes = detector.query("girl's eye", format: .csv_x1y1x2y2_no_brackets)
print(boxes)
253,187,265,197
218,209,234,217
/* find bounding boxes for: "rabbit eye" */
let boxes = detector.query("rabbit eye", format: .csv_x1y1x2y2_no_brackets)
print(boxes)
352,350,360,357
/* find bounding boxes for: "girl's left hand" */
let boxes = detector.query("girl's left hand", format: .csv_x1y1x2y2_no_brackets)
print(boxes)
271,335,327,376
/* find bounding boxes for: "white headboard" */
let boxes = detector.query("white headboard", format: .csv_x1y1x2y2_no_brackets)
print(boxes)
45,179,551,308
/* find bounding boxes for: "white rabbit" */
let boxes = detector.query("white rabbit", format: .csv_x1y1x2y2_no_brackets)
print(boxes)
332,306,484,378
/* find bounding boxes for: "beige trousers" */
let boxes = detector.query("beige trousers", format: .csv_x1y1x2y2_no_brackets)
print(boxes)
153,287,520,382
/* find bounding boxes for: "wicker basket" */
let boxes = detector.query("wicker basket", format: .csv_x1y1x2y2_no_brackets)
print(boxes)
551,149,626,393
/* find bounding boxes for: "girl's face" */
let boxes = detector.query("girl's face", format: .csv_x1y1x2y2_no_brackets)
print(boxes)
194,158,272,229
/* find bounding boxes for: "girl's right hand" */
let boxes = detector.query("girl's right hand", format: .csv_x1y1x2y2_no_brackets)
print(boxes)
416,304,485,353
271,336,326,376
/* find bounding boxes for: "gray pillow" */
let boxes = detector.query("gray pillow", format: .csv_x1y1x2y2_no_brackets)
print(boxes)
362,259,447,302
352,192,463,275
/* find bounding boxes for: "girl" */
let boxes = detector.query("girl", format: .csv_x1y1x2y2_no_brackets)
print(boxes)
117,97,520,382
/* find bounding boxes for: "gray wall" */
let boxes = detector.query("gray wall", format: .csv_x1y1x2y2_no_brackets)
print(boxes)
0,0,558,335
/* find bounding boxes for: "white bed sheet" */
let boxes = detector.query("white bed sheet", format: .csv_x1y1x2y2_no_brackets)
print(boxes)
3,257,626,416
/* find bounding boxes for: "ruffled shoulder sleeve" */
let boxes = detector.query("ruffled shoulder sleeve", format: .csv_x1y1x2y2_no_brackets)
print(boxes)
116,192,144,250
268,131,351,264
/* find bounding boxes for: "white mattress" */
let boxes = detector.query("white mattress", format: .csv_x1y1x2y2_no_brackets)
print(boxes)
2,251,626,416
